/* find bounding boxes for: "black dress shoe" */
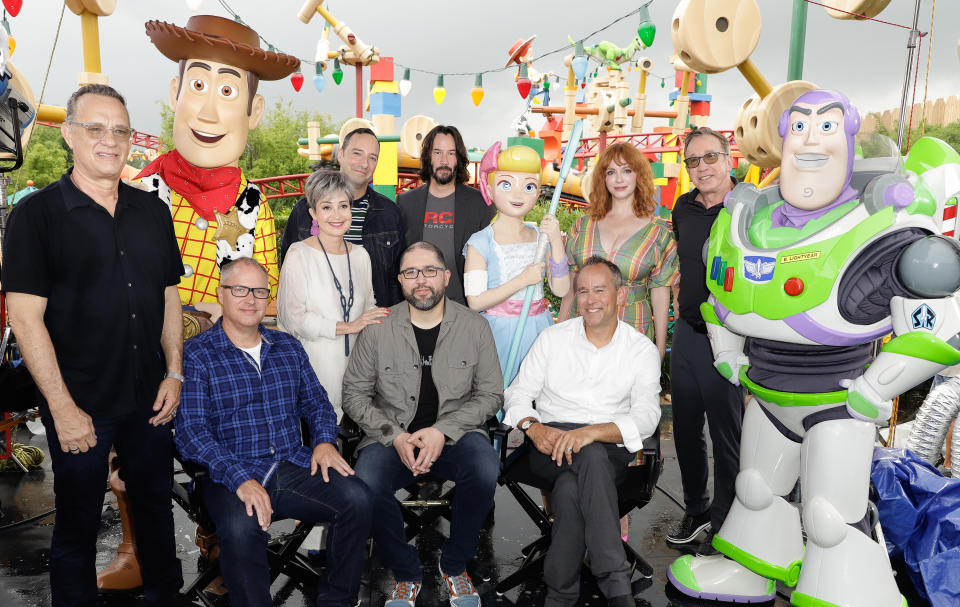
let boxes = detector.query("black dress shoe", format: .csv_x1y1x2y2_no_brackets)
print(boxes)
666,510,711,544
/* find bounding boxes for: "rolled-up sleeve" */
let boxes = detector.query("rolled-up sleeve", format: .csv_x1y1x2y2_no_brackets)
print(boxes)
611,340,662,452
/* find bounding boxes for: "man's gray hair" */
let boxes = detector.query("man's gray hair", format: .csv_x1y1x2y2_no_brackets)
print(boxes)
303,169,353,211
579,255,623,290
220,257,269,285
65,84,128,122
683,127,730,156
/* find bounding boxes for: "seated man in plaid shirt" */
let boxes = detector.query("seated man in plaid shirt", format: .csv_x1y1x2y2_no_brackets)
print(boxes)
175,257,371,607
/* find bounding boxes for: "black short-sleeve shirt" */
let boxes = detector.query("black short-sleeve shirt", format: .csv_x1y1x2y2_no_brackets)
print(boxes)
671,179,736,332
1,169,183,418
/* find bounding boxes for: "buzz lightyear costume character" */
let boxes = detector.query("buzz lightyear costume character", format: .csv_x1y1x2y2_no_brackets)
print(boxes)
667,89,960,606
95,15,298,593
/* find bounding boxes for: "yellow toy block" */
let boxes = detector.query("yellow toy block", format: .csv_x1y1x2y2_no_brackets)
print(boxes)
371,80,400,94
373,141,399,187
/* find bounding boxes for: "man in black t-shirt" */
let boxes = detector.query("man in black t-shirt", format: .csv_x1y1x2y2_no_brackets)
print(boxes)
1,86,184,604
667,127,744,554
342,241,502,607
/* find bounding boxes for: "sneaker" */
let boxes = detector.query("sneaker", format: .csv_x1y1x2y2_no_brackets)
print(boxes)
440,568,481,607
666,511,711,544
385,581,422,607
695,531,719,556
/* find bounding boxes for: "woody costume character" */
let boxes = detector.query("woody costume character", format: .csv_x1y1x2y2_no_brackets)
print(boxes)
96,15,298,593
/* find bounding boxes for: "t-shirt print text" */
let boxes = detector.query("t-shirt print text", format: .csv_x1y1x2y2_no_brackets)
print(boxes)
422,354,433,367
424,211,454,229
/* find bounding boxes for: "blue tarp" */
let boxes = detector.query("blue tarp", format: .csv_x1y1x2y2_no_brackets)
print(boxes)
871,447,960,607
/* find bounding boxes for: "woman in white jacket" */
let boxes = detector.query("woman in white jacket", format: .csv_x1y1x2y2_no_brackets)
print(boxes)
278,170,388,420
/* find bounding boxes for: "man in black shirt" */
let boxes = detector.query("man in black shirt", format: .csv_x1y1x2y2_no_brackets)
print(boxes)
280,127,405,306
397,125,496,305
667,127,744,554
1,85,184,605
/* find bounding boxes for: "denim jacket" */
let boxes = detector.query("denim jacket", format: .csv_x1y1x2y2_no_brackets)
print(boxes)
280,187,405,306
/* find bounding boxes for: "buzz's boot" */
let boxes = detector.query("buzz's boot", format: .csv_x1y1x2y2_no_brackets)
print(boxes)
96,469,143,592
789,419,905,607
668,399,804,602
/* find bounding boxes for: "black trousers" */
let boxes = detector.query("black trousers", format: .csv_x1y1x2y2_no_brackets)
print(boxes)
41,408,182,607
526,423,635,607
670,318,744,531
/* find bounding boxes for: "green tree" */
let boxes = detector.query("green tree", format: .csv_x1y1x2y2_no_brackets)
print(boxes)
12,124,72,191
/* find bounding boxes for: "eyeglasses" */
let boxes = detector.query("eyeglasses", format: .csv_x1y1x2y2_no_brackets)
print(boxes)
67,121,135,142
399,266,445,280
221,285,270,299
683,151,727,169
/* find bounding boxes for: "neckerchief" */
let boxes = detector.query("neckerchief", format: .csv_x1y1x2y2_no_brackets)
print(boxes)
136,149,242,221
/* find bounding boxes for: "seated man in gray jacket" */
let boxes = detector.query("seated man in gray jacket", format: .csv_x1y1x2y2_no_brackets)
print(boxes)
342,241,503,607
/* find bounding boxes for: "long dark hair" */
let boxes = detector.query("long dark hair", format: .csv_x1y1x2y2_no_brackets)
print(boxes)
419,125,470,185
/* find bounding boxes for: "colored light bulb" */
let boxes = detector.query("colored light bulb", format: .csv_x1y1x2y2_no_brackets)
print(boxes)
433,74,446,105
399,68,412,96
516,63,532,99
637,5,656,48
572,41,589,81
332,58,343,85
470,73,484,106
313,64,325,92
290,68,304,92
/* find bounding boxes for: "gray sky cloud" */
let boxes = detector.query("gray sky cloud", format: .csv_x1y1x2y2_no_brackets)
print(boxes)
11,1,959,152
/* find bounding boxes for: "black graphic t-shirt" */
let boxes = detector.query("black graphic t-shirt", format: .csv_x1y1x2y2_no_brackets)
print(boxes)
422,192,461,300
409,323,441,433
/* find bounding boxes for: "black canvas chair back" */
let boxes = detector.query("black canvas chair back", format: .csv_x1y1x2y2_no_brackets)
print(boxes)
495,424,663,595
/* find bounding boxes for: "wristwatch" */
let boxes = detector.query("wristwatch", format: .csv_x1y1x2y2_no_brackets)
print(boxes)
165,371,185,383
519,418,537,433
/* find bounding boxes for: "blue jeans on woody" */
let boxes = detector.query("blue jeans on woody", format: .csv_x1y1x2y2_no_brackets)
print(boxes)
200,460,372,607
353,431,500,581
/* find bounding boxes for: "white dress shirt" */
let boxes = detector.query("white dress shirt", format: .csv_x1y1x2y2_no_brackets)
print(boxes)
503,317,662,453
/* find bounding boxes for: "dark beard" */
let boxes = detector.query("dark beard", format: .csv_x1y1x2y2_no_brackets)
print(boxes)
404,285,444,311
432,165,455,185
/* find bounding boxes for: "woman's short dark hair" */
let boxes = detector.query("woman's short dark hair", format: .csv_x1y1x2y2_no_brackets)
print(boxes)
418,125,470,185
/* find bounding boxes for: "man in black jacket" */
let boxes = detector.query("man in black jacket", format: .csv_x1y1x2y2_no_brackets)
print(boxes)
397,125,496,305
280,127,405,306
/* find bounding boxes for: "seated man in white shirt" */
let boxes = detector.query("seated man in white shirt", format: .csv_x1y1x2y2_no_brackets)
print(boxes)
503,256,662,607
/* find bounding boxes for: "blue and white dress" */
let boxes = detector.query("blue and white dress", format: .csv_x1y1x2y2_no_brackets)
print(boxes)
464,224,554,377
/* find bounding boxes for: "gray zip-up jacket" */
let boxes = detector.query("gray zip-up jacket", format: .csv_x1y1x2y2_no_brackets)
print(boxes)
342,298,503,450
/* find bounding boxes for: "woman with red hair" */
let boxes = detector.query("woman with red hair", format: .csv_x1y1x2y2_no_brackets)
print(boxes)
558,142,678,360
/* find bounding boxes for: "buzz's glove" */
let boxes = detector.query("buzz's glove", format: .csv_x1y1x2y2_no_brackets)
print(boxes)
713,351,749,387
839,376,893,424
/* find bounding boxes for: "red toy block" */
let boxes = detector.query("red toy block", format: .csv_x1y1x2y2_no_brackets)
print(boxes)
674,71,696,92
370,56,394,82
690,100,711,116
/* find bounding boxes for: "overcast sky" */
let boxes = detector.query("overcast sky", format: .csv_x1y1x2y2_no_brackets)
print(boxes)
10,1,960,151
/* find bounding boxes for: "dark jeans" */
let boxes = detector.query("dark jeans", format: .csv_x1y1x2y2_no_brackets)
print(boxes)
41,409,182,607
200,461,372,607
670,318,744,531
353,431,500,581
525,423,635,607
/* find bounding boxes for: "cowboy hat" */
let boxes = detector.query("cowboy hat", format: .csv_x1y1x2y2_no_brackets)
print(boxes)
504,35,536,68
145,15,299,81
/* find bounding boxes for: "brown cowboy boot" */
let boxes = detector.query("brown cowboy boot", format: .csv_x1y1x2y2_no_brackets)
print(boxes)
97,468,143,592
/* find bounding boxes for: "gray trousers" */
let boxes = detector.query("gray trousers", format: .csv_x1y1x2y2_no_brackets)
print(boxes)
526,423,634,607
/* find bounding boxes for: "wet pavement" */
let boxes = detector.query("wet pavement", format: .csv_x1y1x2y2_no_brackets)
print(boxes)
0,407,927,607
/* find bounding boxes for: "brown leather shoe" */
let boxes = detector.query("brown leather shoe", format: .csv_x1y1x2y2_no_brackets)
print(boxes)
97,469,143,592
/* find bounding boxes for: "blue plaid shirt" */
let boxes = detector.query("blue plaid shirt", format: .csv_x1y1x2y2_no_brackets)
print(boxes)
175,321,339,492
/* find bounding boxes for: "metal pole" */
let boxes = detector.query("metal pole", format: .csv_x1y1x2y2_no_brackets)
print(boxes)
0,175,8,239
355,64,363,118
787,0,808,81
896,0,923,149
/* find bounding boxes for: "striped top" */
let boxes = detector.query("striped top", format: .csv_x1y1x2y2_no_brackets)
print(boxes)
565,215,679,338
344,195,370,244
